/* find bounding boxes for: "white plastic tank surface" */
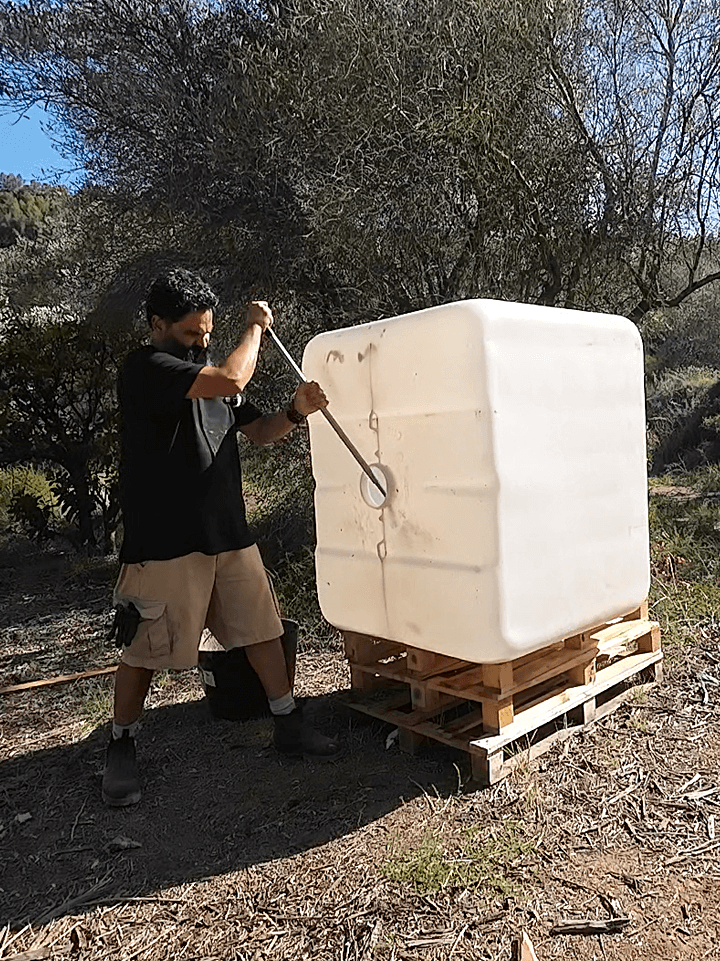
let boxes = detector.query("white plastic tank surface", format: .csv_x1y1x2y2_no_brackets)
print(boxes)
302,299,650,664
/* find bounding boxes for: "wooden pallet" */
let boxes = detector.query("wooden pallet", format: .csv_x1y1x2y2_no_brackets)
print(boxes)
341,603,662,785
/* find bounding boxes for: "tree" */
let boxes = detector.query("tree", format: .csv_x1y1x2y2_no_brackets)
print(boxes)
0,179,69,247
0,0,306,286
0,172,284,549
532,0,720,321
0,314,125,550
0,187,194,551
0,0,582,316
4,0,720,481
264,0,588,315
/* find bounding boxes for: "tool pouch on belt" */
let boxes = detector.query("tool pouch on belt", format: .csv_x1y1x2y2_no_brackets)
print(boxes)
107,602,141,649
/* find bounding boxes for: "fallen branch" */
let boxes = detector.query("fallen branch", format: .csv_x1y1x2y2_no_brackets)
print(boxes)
550,918,630,936
665,839,720,866
0,666,117,696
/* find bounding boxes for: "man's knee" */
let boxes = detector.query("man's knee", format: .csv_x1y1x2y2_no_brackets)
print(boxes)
115,662,154,686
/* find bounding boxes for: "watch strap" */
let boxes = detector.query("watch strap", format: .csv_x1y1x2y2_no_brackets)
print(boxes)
286,403,306,425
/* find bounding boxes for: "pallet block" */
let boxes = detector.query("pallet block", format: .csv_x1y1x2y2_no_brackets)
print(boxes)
341,603,662,785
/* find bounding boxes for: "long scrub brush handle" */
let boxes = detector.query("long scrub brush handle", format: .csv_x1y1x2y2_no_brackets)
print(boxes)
265,327,387,499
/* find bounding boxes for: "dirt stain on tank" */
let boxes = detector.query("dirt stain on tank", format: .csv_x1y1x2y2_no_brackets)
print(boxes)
326,350,344,363
385,504,435,552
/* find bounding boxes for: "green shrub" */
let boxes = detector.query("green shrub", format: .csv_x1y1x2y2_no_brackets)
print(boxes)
647,366,720,448
0,466,59,537
646,366,720,470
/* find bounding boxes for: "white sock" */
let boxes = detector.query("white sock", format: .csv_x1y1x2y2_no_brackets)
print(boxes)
268,692,296,716
112,719,141,740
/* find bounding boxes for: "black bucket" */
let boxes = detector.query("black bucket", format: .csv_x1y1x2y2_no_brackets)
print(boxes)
197,619,298,721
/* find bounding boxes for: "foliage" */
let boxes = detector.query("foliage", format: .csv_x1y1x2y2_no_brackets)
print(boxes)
76,676,115,729
242,432,339,647
544,0,720,321
0,313,131,549
2,0,719,325
2,0,720,554
642,276,720,375
265,0,586,314
0,465,59,537
647,367,720,472
646,366,720,450
271,545,340,649
62,552,119,586
0,185,214,550
0,180,69,247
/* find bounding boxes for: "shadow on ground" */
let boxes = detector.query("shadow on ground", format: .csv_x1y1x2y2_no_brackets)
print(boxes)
0,692,460,928
0,543,113,634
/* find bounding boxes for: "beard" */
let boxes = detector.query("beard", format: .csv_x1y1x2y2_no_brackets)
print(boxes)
161,338,208,365
186,344,208,365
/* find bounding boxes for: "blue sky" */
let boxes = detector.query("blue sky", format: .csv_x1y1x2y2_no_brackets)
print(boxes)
0,103,80,185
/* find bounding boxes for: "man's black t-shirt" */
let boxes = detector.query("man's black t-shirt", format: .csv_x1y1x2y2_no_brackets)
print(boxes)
118,345,263,563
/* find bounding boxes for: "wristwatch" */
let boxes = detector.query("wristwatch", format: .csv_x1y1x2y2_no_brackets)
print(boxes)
286,400,306,426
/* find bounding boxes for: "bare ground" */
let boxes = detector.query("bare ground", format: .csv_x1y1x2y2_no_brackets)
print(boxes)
1,542,720,961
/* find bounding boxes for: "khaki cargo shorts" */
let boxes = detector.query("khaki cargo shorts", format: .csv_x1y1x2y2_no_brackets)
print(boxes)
114,545,284,671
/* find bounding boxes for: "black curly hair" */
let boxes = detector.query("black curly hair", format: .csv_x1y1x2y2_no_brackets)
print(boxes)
145,268,219,326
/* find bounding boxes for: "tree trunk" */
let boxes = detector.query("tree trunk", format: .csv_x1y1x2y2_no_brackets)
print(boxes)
101,480,122,555
67,465,97,552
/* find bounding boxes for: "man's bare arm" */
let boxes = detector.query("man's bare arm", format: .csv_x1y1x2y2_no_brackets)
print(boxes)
239,382,329,446
240,412,297,446
187,301,272,399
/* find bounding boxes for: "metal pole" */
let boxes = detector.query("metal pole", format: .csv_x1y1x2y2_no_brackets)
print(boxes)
266,327,387,499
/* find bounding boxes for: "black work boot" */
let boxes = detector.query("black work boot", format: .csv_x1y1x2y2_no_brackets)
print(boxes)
102,730,142,807
273,706,341,761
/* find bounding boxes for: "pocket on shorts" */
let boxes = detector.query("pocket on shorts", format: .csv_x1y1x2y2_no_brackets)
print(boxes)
118,595,172,657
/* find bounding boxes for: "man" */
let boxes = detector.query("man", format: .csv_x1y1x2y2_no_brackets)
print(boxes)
103,268,340,807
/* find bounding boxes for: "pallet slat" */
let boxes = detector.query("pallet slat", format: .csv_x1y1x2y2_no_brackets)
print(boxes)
591,619,658,649
341,607,662,785
469,649,662,751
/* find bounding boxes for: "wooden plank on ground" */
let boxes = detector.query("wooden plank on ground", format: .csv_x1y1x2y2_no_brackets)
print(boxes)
345,689,409,712
512,932,539,961
343,603,661,786
426,664,486,696
512,640,566,667
492,678,659,784
442,707,486,735
512,645,598,693
0,665,118,696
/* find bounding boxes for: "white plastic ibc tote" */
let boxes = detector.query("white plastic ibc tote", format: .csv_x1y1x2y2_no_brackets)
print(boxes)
302,299,650,664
